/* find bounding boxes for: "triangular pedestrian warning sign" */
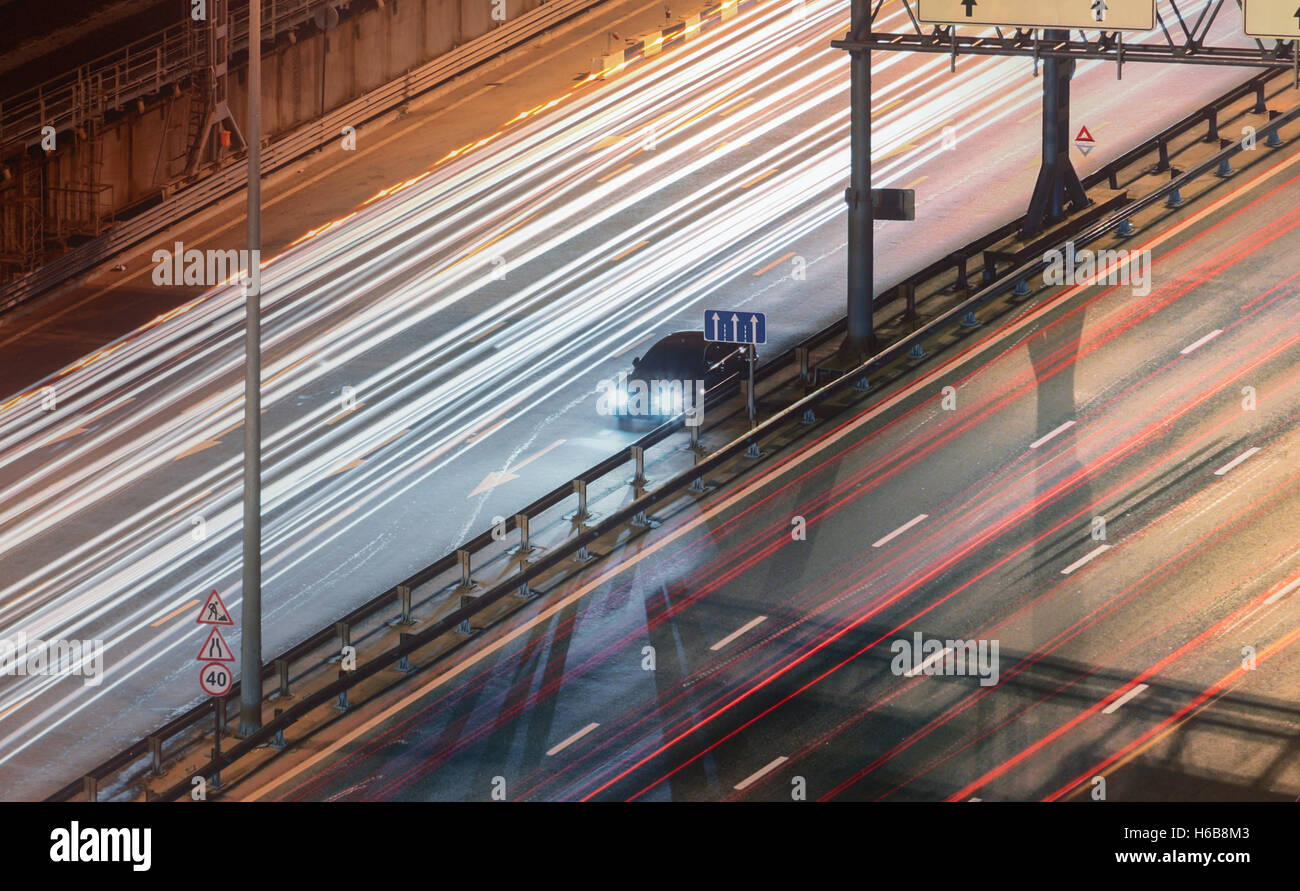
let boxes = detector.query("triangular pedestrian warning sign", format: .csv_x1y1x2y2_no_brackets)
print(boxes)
1075,126,1095,143
195,589,233,626
196,628,235,663
1077,144,1095,156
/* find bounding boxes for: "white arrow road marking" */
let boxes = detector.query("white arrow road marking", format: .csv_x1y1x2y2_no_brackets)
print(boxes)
469,439,567,497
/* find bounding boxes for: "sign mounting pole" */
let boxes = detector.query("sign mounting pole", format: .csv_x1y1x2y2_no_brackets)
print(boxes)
240,0,264,738
846,0,874,355
1022,28,1089,237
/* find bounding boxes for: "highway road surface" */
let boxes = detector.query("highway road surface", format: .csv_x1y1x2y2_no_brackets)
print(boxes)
238,129,1300,801
0,0,1272,798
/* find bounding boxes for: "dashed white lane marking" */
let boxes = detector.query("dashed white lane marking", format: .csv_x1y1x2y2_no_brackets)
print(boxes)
872,514,929,548
710,616,768,651
546,722,600,756
1030,420,1076,449
1061,543,1112,575
734,756,789,791
1180,329,1223,355
1264,577,1300,606
968,797,983,802
904,647,954,678
1102,683,1149,715
1214,447,1261,476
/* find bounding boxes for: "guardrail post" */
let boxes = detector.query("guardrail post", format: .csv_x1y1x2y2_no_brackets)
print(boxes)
270,708,286,749
903,282,917,324
1253,81,1268,114
1117,218,1134,237
1166,168,1184,208
689,420,704,453
83,775,98,802
565,479,598,526
689,450,710,493
393,585,415,626
1155,137,1170,173
1203,107,1219,142
395,633,414,674
1215,138,1234,177
328,622,350,662
1267,110,1284,147
148,735,164,777
456,549,477,591
334,668,350,711
796,346,811,384
457,590,482,633
952,254,969,293
210,700,224,790
508,513,535,562
275,658,291,699
629,446,650,489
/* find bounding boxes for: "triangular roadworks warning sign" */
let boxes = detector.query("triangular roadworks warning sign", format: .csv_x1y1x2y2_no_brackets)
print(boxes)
1075,125,1095,143
196,627,235,663
195,589,234,625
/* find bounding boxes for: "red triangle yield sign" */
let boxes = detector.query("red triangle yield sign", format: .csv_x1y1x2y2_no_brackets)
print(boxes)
195,589,234,626
196,627,235,663
1075,125,1095,143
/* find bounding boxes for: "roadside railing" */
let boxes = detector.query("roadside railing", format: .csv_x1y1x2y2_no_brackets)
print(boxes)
48,67,1298,802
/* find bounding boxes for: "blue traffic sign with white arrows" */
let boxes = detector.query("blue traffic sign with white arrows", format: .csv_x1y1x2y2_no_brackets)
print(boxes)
705,309,766,345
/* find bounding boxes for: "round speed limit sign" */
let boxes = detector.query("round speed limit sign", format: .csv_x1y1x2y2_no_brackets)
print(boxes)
199,663,233,696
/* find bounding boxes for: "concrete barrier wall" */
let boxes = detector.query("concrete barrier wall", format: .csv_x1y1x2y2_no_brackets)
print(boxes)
34,0,546,223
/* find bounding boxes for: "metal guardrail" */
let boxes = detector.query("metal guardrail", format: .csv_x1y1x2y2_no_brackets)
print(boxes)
47,63,1297,803
0,0,613,314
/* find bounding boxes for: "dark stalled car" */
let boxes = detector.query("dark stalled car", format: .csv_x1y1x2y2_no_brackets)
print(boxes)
603,331,750,430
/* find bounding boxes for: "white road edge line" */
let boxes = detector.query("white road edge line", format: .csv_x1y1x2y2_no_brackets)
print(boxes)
1102,683,1149,715
1030,420,1076,449
1180,329,1223,355
904,647,953,677
734,755,789,791
710,616,768,651
546,722,600,756
1061,543,1112,575
872,514,929,548
1214,447,1261,476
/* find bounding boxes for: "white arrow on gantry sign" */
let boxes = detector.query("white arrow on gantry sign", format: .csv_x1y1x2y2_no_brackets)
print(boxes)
917,0,1155,31
704,309,766,344
1243,1,1300,40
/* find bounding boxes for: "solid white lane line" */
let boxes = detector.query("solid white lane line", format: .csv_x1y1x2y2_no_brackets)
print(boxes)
734,755,789,791
710,616,768,651
1102,683,1149,715
1061,543,1112,575
1030,420,1076,449
1180,329,1223,355
904,647,953,678
1214,447,1261,476
872,514,929,548
546,722,600,756
1264,577,1300,606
